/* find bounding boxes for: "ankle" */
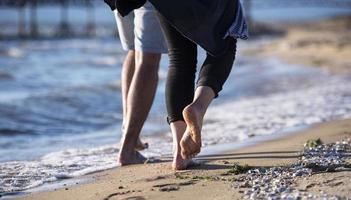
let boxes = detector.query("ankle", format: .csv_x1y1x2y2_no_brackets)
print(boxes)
119,135,138,148
186,103,205,116
119,145,135,156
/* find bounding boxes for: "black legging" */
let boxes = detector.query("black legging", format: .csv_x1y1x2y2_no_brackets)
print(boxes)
158,15,237,124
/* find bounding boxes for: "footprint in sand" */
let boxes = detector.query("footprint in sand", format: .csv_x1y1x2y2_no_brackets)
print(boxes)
152,180,197,192
121,196,146,200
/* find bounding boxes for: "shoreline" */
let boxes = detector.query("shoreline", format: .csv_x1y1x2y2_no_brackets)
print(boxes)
3,123,308,199
15,118,351,200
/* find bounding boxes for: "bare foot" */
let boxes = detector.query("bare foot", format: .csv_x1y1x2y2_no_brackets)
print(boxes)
122,124,148,151
135,138,149,151
172,153,196,170
118,151,147,166
180,105,203,159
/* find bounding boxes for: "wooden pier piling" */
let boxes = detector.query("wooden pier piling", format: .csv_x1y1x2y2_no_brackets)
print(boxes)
29,0,38,38
57,0,71,37
17,0,26,37
85,0,96,37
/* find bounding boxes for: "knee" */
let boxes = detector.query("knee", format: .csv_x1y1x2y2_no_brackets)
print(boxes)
135,62,159,80
168,65,196,79
135,54,161,74
168,48,197,67
135,52,161,64
127,50,135,56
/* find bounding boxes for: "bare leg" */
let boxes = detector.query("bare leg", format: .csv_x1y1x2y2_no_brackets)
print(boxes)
118,52,161,165
180,86,215,159
120,51,148,151
170,121,194,170
121,51,135,123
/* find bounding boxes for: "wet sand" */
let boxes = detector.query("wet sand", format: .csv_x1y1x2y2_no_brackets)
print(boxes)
246,16,351,74
16,118,351,200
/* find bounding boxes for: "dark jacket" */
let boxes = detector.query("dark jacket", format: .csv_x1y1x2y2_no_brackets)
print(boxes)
104,0,238,57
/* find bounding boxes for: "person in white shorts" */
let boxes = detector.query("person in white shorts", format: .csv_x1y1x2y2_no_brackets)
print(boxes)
114,2,167,166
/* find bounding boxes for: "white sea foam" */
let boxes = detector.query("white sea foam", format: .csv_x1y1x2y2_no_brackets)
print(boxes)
0,144,120,193
202,76,351,145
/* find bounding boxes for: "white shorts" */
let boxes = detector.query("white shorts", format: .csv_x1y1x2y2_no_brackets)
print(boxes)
114,2,167,54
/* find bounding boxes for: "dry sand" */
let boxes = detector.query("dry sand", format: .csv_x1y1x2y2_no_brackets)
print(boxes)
17,119,351,200
246,16,351,74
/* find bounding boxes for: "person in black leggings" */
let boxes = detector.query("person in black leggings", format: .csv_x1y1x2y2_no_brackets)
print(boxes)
158,15,237,170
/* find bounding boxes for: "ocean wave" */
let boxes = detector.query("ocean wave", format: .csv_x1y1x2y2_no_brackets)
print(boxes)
0,85,123,139
201,76,351,145
0,144,120,194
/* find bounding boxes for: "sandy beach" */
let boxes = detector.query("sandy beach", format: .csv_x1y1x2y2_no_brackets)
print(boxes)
16,118,351,200
8,15,350,200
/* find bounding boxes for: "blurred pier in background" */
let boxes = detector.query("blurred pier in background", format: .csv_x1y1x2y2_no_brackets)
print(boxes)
0,0,350,39
0,0,97,38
